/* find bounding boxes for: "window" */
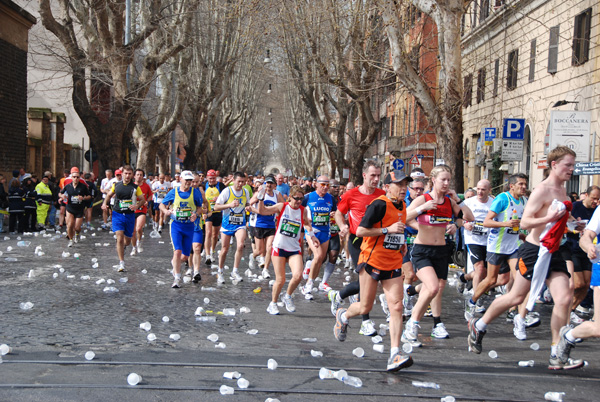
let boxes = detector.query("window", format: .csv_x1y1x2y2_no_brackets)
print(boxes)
480,0,489,22
572,8,591,66
463,74,473,108
529,39,536,82
472,1,479,28
507,49,518,91
477,68,486,103
493,59,499,97
548,26,560,74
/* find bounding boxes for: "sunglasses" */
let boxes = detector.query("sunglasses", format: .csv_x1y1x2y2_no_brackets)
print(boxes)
411,187,424,191
291,196,303,201
72,176,80,179
317,182,329,187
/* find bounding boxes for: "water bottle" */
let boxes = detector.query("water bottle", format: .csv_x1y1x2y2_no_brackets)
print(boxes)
412,380,440,389
518,360,534,367
17,241,31,247
342,375,363,388
512,210,519,232
544,392,565,401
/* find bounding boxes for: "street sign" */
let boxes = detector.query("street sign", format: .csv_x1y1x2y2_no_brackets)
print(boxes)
502,140,524,161
502,118,526,140
409,155,420,165
392,158,404,170
549,111,591,162
84,150,98,162
483,128,496,146
573,162,600,175
537,159,548,169
435,159,445,166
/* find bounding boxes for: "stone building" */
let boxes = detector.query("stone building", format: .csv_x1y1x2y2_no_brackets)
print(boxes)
0,0,35,179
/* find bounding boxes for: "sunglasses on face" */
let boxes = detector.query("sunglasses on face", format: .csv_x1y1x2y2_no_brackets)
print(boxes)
318,182,329,187
72,176,80,179
291,196,303,201
411,187,424,191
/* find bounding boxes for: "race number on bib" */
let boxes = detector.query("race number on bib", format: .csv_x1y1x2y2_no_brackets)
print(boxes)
472,221,486,235
383,233,405,250
313,213,330,225
70,196,80,204
280,218,300,237
119,200,132,209
229,213,244,225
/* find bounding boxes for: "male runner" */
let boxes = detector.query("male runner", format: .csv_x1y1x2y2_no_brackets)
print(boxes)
83,173,97,229
100,169,114,230
60,168,91,246
204,169,226,264
323,179,342,290
131,169,153,255
151,173,171,233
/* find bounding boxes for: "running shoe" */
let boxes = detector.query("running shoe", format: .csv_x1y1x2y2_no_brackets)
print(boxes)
506,310,516,322
302,260,312,280
267,302,280,315
193,272,202,283
248,256,255,269
467,317,485,354
475,298,486,314
464,299,476,321
524,312,541,328
380,293,390,317
137,243,143,253
551,325,583,370
328,290,342,316
424,305,433,317
401,319,422,347
359,319,377,336
431,323,450,339
171,278,181,288
258,256,265,269
344,259,350,269
456,273,467,294
217,272,225,284
387,352,413,372
261,268,270,279
185,268,192,277
570,311,584,326
130,246,137,256
301,283,314,300
117,261,125,272
576,305,592,315
205,256,212,266
282,293,296,313
548,355,584,370
73,234,79,244
333,308,348,341
348,295,358,304
513,314,527,341
67,240,73,248
318,282,332,292
230,270,243,282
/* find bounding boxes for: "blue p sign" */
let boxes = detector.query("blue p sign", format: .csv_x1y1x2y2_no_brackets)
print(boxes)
502,118,525,140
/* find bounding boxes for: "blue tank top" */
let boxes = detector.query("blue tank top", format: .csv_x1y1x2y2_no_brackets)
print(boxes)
303,192,336,236
255,190,279,229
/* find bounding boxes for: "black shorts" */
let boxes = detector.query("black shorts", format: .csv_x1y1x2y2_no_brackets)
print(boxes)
486,250,518,266
254,227,276,239
517,241,570,280
66,208,84,219
466,244,487,265
349,234,363,272
402,243,414,264
135,212,146,219
328,235,340,252
360,262,402,281
85,200,94,209
560,244,592,272
206,212,222,226
410,243,451,280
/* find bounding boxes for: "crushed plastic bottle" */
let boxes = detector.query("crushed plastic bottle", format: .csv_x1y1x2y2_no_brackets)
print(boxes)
95,278,105,285
127,373,142,386
240,307,251,314
91,258,98,263
246,329,258,335
352,347,365,357
106,279,115,284
19,302,34,310
544,392,565,401
17,241,31,247
103,287,119,293
141,269,147,274
61,251,70,258
215,342,226,349
302,337,317,343
267,358,278,370
310,350,323,357
222,371,241,379
85,351,95,361
169,334,181,341
196,316,216,322
412,380,441,389
223,308,236,316
342,375,362,388
518,360,534,367
219,385,234,395
92,263,99,268
66,275,75,279
195,307,206,316
0,344,12,355
147,333,156,341
319,367,336,379
207,334,219,342
4,257,17,262
237,378,249,389
80,275,91,280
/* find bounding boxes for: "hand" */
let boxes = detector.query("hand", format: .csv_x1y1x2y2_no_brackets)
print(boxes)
546,206,566,222
464,221,474,231
339,224,349,237
190,212,197,222
231,199,240,208
575,219,587,231
245,205,252,213
507,219,520,228
587,247,597,261
78,196,83,201
101,204,107,211
447,189,460,202
387,221,405,234
129,204,136,210
421,200,437,212
446,223,457,235
311,236,320,248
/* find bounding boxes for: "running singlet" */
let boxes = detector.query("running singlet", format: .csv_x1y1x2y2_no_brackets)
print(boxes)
302,191,337,236
152,181,171,204
463,196,494,246
171,187,197,223
111,181,143,214
255,190,279,229
135,182,153,214
417,194,453,226
487,192,525,254
337,187,386,235
205,182,225,214
216,187,250,230
273,202,305,252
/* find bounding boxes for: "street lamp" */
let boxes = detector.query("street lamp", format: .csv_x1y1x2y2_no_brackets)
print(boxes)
552,100,579,108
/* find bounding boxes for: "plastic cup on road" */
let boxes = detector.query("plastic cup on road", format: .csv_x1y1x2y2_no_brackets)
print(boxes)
373,344,385,353
488,350,498,359
267,358,278,370
530,342,540,351
162,316,170,323
127,373,142,386
207,334,219,342
237,378,249,389
310,350,323,357
0,344,12,355
319,367,335,379
223,371,241,379
147,333,156,341
169,334,180,341
371,335,383,344
352,347,365,358
402,343,413,354
84,351,95,361
219,385,234,395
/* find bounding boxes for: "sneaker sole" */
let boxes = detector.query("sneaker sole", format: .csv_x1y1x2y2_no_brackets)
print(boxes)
548,360,584,370
193,274,202,283
387,356,413,372
334,309,347,341
401,335,422,348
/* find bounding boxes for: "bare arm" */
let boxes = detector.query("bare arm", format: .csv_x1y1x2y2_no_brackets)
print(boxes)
579,229,598,260
335,209,348,236
257,201,283,216
520,190,565,230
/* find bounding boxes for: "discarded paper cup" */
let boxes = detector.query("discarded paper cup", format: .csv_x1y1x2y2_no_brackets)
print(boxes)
127,373,142,386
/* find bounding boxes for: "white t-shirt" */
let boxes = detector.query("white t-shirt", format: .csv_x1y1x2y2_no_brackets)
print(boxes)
152,181,172,203
100,178,112,199
463,196,494,246
172,180,181,189
585,208,600,235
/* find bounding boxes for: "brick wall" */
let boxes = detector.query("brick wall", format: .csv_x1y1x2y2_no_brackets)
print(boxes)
0,37,27,178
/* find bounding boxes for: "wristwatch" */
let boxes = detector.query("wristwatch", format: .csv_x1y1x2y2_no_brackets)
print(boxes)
382,227,388,235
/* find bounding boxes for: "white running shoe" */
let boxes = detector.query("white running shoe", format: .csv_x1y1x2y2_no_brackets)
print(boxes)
261,268,270,279
172,278,181,288
137,243,143,253
380,294,390,317
401,319,422,347
282,293,296,313
67,240,73,248
217,272,225,284
431,323,450,339
348,295,358,304
513,314,527,340
318,282,332,292
258,256,265,269
249,256,255,269
185,268,193,277
117,261,125,272
130,246,137,256
359,319,377,336
301,283,314,300
73,234,79,244
570,311,584,326
230,270,243,282
328,290,343,316
302,260,312,280
267,302,280,315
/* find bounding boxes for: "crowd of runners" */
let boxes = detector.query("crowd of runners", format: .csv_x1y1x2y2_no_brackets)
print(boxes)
3,145,599,373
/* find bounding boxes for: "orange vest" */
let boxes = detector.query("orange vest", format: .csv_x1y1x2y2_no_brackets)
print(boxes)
358,195,407,271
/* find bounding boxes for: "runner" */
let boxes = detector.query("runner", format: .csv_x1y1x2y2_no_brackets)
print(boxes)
275,173,290,200
83,173,97,230
467,146,583,370
101,166,144,272
333,170,415,372
204,169,226,265
213,171,251,284
131,169,153,256
402,165,473,347
257,185,319,315
301,175,337,298
151,173,171,233
464,174,528,339
60,167,91,247
188,173,209,283
330,161,385,337
159,170,204,288
323,180,342,291
100,169,114,230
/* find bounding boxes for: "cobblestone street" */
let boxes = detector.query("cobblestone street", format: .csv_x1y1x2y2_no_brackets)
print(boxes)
1,222,599,401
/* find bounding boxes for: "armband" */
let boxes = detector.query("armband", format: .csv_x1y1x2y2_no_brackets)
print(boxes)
457,210,464,220
416,206,423,215
307,230,315,238
456,198,464,205
257,197,264,201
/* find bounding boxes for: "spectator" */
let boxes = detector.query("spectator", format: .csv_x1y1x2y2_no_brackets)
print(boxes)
8,178,25,233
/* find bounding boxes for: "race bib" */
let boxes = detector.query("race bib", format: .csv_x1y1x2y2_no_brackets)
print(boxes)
175,208,192,221
429,215,452,225
383,233,405,250
229,213,244,225
507,228,519,235
280,218,301,237
313,212,330,226
70,196,80,204
119,200,133,210
472,221,486,235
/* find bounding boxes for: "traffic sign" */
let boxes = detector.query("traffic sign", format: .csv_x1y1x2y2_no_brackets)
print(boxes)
502,140,523,161
84,150,98,162
549,111,591,162
573,162,600,175
502,118,525,140
409,155,420,165
483,128,496,146
392,158,404,170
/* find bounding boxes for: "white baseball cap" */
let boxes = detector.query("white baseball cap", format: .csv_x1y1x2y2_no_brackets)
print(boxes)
181,170,194,181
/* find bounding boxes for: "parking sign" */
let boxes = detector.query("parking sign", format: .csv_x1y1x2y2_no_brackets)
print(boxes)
502,118,526,140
